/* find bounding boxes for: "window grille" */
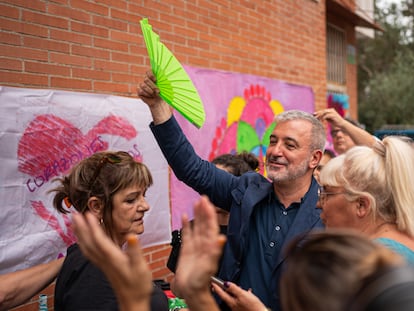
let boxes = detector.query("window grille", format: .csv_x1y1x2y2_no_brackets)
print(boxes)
327,24,346,85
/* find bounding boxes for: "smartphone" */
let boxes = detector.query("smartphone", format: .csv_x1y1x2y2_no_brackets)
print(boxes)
211,276,226,290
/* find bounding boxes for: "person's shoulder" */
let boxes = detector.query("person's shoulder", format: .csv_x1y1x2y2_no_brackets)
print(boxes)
239,171,271,186
66,243,81,256
63,243,89,269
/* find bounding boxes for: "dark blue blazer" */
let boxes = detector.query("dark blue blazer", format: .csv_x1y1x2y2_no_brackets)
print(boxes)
151,116,324,310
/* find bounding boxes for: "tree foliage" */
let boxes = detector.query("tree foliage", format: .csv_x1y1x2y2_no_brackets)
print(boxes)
357,0,414,132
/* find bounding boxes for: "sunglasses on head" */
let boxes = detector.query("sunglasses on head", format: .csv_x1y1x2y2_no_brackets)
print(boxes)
88,154,122,190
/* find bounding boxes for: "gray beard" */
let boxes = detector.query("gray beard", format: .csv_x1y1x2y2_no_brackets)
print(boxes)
266,160,310,183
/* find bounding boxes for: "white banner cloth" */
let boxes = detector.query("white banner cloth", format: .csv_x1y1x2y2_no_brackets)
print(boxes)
0,86,171,273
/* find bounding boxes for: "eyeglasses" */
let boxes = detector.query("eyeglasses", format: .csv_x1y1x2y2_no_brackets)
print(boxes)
330,129,349,138
317,187,348,205
330,129,341,138
89,154,122,190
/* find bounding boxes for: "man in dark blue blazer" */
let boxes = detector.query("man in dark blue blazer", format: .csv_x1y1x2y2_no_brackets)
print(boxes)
138,70,326,311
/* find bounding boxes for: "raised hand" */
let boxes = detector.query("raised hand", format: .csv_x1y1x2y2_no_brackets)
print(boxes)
174,196,226,311
72,212,152,311
137,69,172,125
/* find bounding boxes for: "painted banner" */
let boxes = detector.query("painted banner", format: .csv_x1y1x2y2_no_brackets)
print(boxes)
0,86,170,273
170,66,315,230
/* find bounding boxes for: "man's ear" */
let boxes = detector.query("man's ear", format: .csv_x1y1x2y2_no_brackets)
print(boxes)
310,150,323,169
356,196,371,218
87,196,103,219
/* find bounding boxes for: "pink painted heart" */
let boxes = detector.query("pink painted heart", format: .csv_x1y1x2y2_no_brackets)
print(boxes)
18,114,137,178
17,113,138,248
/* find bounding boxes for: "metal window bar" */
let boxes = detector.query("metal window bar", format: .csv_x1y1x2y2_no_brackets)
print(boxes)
327,24,346,84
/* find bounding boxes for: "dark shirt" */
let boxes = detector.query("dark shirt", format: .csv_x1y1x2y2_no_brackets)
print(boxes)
55,243,169,311
239,192,300,307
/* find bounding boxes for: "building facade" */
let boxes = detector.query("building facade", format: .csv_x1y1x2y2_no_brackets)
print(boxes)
0,0,378,310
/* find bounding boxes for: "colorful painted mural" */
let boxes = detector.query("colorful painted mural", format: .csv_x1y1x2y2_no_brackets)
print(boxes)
169,66,315,229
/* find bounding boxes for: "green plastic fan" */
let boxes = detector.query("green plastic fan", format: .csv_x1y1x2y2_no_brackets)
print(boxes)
140,18,205,128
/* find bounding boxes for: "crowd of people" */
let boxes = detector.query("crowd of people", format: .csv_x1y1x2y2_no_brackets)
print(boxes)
1,69,414,311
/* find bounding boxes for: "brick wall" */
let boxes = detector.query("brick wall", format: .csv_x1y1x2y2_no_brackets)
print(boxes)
0,0,328,106
1,0,329,310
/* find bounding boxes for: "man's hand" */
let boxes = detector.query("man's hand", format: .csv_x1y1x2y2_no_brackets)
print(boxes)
137,69,172,124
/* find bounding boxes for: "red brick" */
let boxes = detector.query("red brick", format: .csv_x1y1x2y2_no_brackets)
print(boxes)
94,37,128,52
0,31,21,46
23,36,70,53
22,10,68,29
93,15,128,31
0,18,49,37
0,71,48,85
71,44,110,59
0,44,48,61
94,59,129,72
51,76,92,90
71,20,109,38
50,52,92,67
0,0,46,12
0,58,22,71
72,67,111,80
70,0,109,16
0,4,20,19
24,61,70,76
97,0,127,10
110,29,140,43
47,3,91,23
93,81,129,94
111,51,140,64
49,28,92,45
110,8,140,23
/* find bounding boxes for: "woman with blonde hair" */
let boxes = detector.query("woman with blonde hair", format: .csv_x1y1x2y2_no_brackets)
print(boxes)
318,136,414,263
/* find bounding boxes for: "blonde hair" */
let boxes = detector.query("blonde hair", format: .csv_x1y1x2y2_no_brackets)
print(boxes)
319,136,414,236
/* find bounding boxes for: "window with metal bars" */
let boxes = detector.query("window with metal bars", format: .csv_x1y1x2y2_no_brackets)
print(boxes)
327,24,346,85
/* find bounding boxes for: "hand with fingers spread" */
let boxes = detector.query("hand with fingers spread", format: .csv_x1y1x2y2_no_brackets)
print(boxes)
72,212,152,311
174,196,225,311
212,282,267,311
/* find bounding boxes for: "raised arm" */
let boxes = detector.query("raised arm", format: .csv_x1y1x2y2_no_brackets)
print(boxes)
137,69,238,209
137,70,172,125
0,257,63,311
314,108,376,147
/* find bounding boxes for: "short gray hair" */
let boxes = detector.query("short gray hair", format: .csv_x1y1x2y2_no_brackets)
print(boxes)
274,110,326,151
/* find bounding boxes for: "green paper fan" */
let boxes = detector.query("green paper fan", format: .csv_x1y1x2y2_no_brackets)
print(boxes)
140,18,205,128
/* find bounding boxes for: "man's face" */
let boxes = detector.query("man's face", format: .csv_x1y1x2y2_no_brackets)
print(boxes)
331,127,355,155
265,120,315,183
